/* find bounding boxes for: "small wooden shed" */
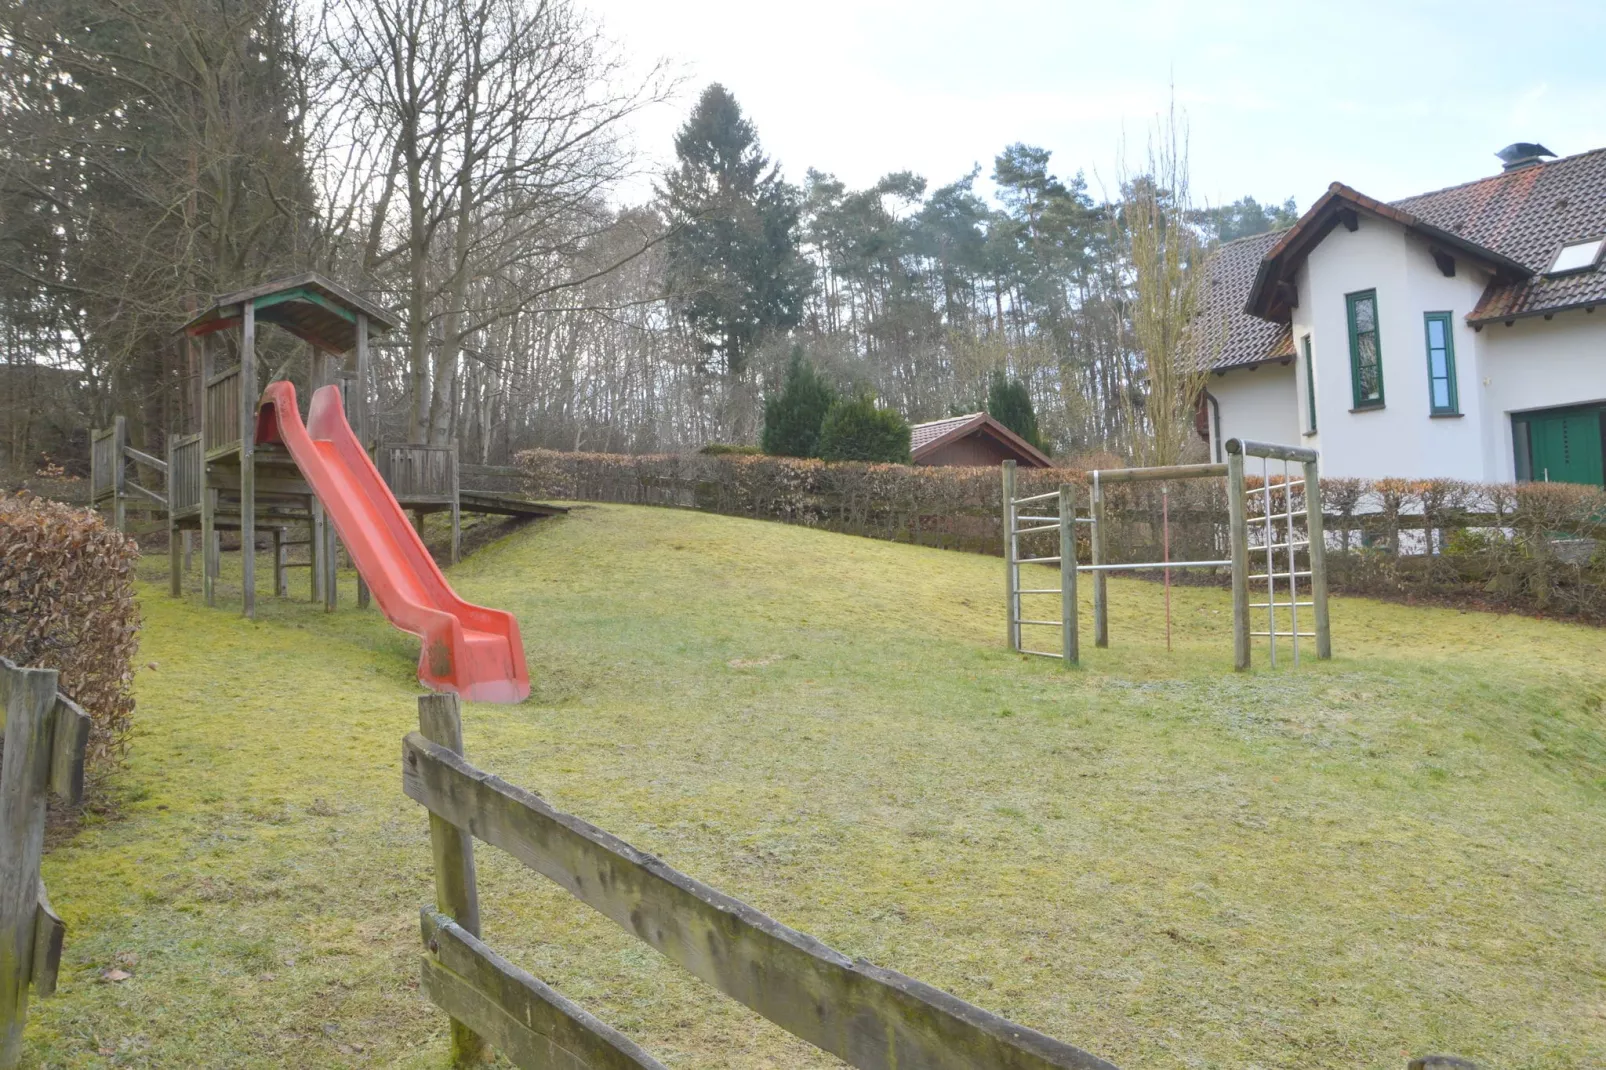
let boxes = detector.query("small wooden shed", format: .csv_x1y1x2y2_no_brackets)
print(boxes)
909,412,1052,468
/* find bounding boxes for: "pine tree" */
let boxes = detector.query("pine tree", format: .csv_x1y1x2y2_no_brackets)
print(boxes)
986,370,1044,451
816,395,911,464
761,348,836,457
661,85,813,382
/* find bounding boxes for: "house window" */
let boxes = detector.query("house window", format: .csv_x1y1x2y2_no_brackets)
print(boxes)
1423,312,1459,415
1347,290,1383,409
1301,334,1317,433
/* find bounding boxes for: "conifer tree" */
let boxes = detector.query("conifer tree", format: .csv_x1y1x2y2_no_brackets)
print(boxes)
816,394,911,464
986,370,1044,451
761,348,837,457
661,85,812,382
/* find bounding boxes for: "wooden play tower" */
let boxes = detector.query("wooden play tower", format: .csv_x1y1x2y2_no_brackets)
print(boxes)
91,272,560,618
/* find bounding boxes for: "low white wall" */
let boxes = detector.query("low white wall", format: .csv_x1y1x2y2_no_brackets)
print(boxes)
1208,362,1300,458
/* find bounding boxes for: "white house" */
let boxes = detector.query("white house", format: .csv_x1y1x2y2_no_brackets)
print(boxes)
1198,143,1606,487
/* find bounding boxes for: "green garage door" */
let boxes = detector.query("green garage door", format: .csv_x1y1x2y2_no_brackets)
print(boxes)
1513,406,1605,487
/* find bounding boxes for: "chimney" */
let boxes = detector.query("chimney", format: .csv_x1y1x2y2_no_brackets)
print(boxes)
1496,142,1556,171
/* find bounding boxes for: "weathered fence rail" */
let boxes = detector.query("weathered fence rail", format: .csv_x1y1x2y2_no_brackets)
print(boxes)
402,693,1119,1070
0,658,89,1068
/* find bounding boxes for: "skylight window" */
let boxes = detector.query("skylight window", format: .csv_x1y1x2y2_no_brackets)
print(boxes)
1549,237,1604,275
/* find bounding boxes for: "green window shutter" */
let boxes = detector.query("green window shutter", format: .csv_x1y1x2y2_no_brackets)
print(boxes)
1346,290,1384,409
1423,312,1459,414
1301,334,1317,432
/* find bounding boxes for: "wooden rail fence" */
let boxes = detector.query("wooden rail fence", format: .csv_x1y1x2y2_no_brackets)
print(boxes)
0,659,89,1069
402,693,1119,1069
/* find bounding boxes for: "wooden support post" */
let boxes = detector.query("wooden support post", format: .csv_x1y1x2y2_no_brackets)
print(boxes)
449,441,461,566
239,299,257,619
1227,449,1250,671
310,506,325,603
111,415,127,533
1304,457,1332,660
202,488,218,608
324,524,339,613
1059,483,1077,666
183,531,193,573
416,693,486,1067
166,435,181,597
1091,473,1108,648
1001,461,1018,652
272,528,287,598
0,662,58,1067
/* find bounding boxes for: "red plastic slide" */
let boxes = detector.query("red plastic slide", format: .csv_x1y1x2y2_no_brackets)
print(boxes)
256,381,530,703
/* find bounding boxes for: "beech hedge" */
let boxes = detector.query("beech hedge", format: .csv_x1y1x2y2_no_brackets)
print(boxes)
0,492,140,778
517,449,1606,623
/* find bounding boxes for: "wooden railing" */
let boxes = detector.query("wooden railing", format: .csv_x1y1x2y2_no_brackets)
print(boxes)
0,658,89,1068
403,694,1118,1070
204,367,242,454
88,428,118,504
167,433,203,516
87,417,168,533
378,443,458,505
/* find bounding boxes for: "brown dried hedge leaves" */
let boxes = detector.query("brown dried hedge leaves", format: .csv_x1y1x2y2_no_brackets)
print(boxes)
1,492,140,778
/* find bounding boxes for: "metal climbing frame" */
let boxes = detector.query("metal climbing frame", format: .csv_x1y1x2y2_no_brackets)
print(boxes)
1224,438,1332,670
1002,462,1079,666
1002,446,1331,671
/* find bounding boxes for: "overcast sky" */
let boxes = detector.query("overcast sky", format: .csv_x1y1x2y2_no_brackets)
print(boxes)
592,0,1606,212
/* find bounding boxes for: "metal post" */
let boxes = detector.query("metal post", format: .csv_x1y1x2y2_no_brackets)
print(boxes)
1002,461,1018,652
1305,457,1332,659
1058,483,1077,666
239,299,256,619
1285,459,1299,666
1091,471,1108,648
1263,457,1276,668
1227,449,1249,670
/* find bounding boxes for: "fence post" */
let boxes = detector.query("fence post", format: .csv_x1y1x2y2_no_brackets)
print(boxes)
1059,483,1077,666
416,694,485,1067
1091,472,1108,648
0,661,58,1068
1304,458,1331,660
239,299,256,620
1227,449,1250,671
167,433,182,598
202,488,218,608
1001,461,1017,653
111,415,127,533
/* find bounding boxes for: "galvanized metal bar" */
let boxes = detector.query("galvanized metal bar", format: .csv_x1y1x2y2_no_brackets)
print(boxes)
1012,522,1060,537
1015,619,1064,627
1077,560,1230,572
1018,556,1062,564
1010,490,1060,505
1019,649,1064,659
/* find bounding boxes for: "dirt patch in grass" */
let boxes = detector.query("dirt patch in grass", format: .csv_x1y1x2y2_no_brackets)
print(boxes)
33,504,1606,1068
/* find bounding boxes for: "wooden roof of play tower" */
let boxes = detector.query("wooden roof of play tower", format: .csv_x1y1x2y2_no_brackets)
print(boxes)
180,272,399,353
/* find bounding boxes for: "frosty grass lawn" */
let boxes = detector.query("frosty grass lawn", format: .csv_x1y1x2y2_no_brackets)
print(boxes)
24,504,1606,1068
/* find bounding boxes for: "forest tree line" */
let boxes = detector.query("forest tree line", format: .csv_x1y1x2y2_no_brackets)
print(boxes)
0,0,1298,475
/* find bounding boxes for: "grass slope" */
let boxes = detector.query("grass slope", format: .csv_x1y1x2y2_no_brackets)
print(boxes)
25,504,1606,1069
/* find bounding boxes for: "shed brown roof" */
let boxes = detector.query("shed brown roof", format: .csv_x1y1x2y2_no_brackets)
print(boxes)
908,412,1053,467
